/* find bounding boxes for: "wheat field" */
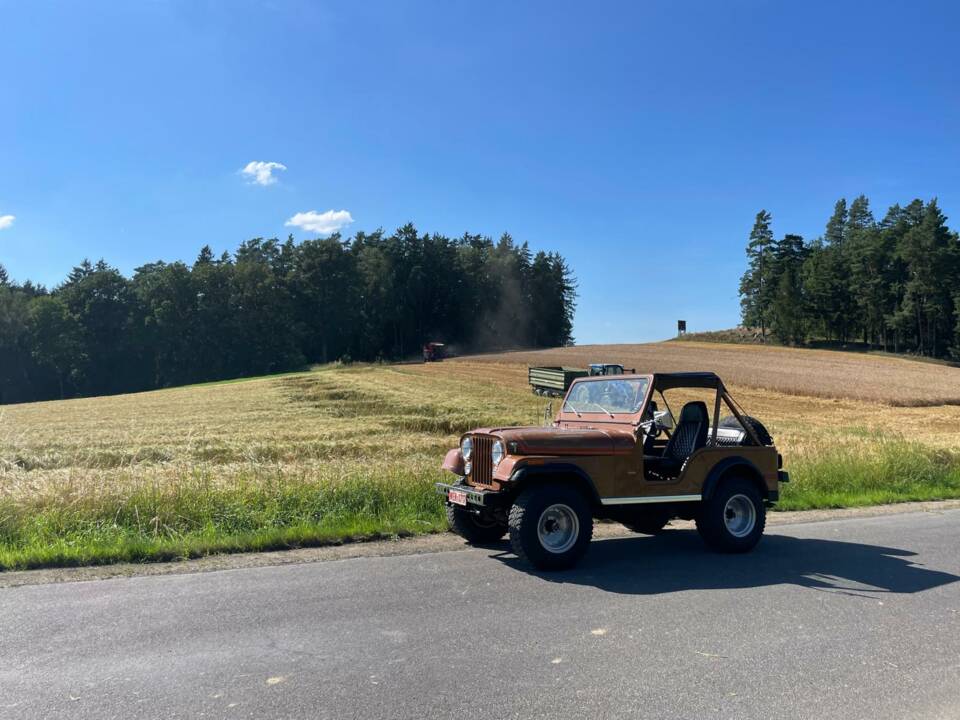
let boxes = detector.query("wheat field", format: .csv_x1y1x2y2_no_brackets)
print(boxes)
1,345,959,569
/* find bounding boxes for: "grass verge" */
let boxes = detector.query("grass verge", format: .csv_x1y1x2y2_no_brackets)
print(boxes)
2,440,959,571
780,439,960,510
0,473,446,571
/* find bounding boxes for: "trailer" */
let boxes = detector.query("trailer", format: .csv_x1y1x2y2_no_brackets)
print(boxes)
527,366,589,397
528,363,636,396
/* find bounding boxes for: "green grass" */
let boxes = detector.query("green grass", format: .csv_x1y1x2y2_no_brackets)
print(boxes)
779,439,960,510
0,472,446,571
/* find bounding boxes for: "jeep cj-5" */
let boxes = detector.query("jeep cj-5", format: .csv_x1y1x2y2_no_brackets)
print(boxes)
437,372,788,570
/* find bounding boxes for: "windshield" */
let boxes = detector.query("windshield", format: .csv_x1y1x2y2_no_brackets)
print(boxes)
563,378,649,416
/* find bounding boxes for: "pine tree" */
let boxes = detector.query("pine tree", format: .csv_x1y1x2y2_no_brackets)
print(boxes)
898,200,960,355
739,210,774,339
846,194,875,237
737,195,960,357
768,234,807,344
825,199,847,246
952,291,960,360
195,245,215,265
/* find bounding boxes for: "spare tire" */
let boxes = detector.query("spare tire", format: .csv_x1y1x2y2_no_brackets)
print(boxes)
718,415,773,446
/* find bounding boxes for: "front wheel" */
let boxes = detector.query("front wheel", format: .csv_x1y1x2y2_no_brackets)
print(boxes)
446,505,507,544
508,485,593,570
695,477,766,553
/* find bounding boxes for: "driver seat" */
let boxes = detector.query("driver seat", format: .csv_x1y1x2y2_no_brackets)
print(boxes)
644,401,709,481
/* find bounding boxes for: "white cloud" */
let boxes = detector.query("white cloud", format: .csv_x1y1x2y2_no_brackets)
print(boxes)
285,209,354,235
241,160,287,186
0,214,14,230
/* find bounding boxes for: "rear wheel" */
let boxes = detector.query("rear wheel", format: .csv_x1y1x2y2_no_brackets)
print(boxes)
508,485,593,570
446,505,507,544
718,415,773,446
695,477,766,553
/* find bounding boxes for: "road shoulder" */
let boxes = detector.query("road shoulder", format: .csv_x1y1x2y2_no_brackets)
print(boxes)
2,498,959,589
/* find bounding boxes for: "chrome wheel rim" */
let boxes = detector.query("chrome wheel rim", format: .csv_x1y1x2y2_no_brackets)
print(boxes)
537,503,579,554
724,494,756,538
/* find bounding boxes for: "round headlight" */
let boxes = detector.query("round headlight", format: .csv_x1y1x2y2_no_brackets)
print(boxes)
461,436,473,461
491,440,505,467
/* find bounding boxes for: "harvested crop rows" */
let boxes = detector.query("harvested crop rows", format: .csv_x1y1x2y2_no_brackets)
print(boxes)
462,341,960,406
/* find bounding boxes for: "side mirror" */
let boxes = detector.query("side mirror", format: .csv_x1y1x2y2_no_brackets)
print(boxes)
654,409,675,431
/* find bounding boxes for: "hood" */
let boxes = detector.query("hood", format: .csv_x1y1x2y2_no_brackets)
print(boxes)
473,425,635,456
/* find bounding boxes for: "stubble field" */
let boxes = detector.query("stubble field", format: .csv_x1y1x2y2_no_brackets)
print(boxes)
469,342,960,407
2,341,960,570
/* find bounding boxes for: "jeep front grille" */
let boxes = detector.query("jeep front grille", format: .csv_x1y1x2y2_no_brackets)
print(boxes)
469,435,494,486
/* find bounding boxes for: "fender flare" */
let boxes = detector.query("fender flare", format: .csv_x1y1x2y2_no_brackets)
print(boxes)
701,456,767,501
509,463,602,506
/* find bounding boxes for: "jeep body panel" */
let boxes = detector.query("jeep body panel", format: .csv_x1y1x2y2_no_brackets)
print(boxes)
496,426,635,456
441,447,465,475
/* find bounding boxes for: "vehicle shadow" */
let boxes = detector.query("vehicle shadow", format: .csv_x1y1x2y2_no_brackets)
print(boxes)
491,531,960,596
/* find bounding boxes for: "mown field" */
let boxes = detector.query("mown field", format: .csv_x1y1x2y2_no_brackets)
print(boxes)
2,343,960,570
478,341,960,406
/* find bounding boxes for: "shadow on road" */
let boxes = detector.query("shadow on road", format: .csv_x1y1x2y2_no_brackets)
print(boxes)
492,530,960,596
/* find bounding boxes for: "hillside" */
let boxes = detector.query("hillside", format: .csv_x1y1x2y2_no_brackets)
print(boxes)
459,341,960,407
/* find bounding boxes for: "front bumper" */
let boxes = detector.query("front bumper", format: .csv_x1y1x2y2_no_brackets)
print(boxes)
435,482,510,508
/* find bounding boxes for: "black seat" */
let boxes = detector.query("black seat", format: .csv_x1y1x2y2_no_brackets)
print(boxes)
644,401,709,480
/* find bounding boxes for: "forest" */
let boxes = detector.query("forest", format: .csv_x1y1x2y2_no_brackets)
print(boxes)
0,224,576,404
739,196,960,358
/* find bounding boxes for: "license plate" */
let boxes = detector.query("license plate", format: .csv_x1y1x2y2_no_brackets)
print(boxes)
448,489,468,506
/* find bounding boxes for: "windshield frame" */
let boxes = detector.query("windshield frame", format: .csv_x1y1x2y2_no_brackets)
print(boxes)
559,374,654,423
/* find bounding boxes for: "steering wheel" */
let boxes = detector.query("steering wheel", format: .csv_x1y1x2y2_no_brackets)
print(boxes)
600,384,630,409
641,417,661,439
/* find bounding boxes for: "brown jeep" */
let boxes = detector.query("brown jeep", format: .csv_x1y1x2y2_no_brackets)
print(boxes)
437,372,788,570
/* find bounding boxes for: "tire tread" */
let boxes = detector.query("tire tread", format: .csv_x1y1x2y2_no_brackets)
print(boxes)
508,485,593,570
446,504,507,544
695,477,766,553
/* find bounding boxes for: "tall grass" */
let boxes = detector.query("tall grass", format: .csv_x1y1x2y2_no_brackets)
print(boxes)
0,470,446,570
780,439,960,510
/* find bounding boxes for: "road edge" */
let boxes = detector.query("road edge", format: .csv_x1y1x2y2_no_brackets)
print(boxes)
2,498,959,589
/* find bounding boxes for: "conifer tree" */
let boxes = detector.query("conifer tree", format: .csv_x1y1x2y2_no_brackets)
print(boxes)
739,210,774,339
825,199,847,246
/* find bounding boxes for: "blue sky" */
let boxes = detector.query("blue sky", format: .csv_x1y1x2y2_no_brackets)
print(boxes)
2,1,959,343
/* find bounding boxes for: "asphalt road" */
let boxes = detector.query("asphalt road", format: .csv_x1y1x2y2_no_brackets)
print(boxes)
2,510,959,720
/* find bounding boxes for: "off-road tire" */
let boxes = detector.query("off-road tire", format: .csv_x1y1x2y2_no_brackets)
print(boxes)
622,510,671,535
508,484,593,571
719,414,774,446
446,505,508,544
695,477,766,553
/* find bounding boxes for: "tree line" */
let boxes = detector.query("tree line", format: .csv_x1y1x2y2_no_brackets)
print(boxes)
739,196,960,357
0,224,576,404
